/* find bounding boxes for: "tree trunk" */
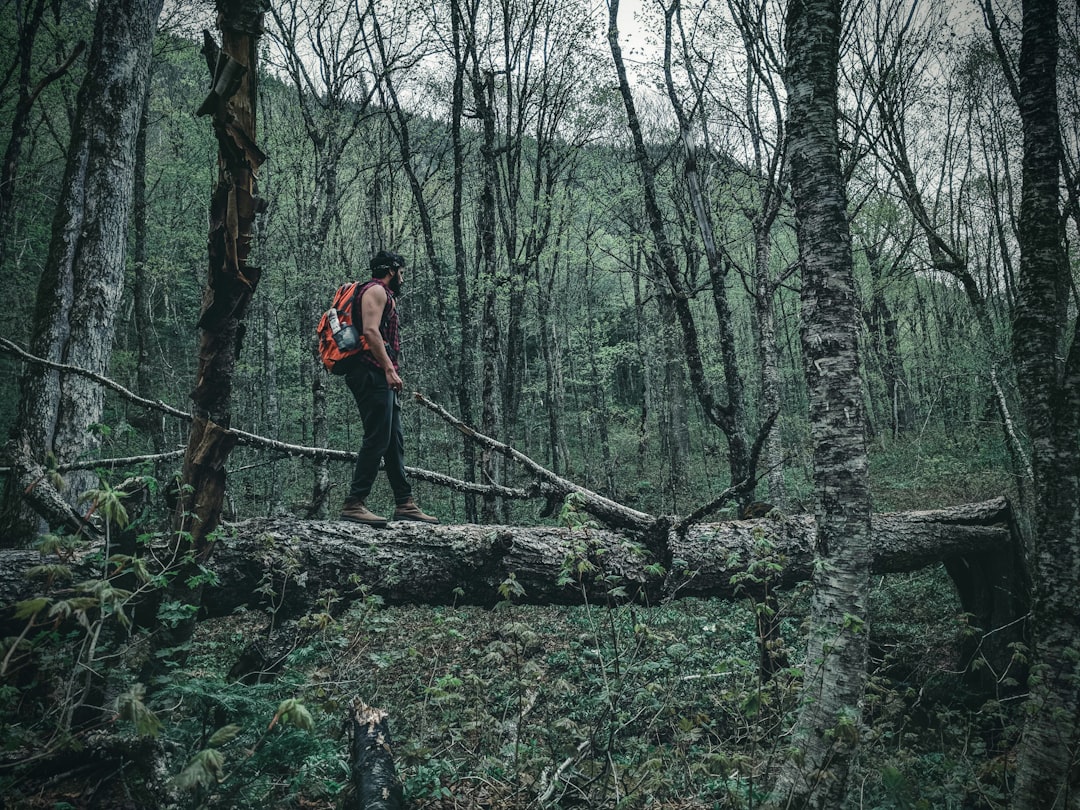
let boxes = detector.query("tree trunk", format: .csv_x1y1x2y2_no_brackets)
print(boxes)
662,3,753,506
474,69,502,525
153,1,266,671
0,0,85,270
1010,0,1080,805
449,0,478,523
654,282,691,503
768,0,872,805
727,0,789,508
309,297,331,517
863,241,915,438
1,0,162,545
755,259,788,506
536,247,565,477
610,0,753,510
260,295,284,516
130,76,168,461
179,1,265,552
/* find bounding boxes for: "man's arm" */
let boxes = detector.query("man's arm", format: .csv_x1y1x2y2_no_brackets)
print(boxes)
360,282,403,391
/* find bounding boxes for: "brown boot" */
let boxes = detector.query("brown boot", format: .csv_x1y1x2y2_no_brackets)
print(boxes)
392,498,439,524
340,497,388,528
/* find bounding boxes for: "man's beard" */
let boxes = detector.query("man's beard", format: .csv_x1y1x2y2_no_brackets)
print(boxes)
388,272,402,294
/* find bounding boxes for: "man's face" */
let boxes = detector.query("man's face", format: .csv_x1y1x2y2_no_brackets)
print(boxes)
388,265,404,294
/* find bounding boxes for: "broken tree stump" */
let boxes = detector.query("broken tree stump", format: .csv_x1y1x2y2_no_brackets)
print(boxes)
349,699,403,810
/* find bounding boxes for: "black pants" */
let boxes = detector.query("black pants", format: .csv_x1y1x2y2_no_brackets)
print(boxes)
345,364,411,504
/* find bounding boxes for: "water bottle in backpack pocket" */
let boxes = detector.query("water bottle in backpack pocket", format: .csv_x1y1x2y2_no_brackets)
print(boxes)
327,307,359,350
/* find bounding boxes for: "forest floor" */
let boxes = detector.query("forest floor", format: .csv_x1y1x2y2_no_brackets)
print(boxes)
10,568,1015,810
141,567,1013,809
6,433,1021,809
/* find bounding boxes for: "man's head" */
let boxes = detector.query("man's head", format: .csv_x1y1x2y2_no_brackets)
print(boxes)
370,250,405,294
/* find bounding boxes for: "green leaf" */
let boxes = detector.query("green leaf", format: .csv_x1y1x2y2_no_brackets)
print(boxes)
115,683,162,737
497,573,526,601
741,692,761,717
208,724,243,747
13,597,51,620
172,748,225,792
276,699,314,731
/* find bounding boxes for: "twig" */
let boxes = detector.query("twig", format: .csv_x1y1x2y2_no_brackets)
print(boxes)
0,449,187,475
675,480,747,533
539,739,590,805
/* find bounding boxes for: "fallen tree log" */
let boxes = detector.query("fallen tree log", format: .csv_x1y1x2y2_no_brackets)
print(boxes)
0,497,1025,684
189,497,1016,611
1,497,1019,614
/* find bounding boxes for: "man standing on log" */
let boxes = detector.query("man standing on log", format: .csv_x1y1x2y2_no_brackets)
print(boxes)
339,250,439,527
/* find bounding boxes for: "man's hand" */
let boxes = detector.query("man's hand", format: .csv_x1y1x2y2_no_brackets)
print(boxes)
385,367,403,393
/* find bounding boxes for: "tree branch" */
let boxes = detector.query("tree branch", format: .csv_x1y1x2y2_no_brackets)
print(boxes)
0,339,531,504
413,392,657,533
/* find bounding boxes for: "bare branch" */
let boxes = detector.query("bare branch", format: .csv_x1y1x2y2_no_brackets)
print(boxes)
414,391,657,533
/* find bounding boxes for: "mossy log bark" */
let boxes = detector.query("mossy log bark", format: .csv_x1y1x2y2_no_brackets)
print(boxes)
0,498,1025,686
2,498,1021,629
182,497,1014,610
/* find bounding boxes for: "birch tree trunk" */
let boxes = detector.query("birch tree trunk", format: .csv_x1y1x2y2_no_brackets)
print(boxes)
1010,0,1080,804
767,0,872,805
1,0,162,544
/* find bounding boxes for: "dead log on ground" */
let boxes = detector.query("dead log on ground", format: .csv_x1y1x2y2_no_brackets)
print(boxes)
348,699,403,810
0,498,1017,609
0,498,1025,686
203,497,1014,610
2,497,1020,624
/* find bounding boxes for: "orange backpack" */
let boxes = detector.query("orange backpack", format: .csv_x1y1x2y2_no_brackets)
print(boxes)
317,282,362,374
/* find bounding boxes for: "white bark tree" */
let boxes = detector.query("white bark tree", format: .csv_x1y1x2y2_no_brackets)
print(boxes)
766,0,872,804
1,0,164,544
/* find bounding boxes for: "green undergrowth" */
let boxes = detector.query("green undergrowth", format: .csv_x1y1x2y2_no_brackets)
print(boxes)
127,575,1017,810
1,572,1022,809
867,426,1018,512
1,426,1024,809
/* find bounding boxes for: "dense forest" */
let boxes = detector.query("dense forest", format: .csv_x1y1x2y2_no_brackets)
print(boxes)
0,0,1076,807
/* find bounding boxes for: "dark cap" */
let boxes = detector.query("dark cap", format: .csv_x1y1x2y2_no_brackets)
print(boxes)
370,250,405,276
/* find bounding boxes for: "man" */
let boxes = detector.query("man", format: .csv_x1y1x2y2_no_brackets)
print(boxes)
339,250,438,526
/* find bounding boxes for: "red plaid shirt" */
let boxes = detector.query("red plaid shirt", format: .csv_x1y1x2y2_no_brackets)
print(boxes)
355,278,400,371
